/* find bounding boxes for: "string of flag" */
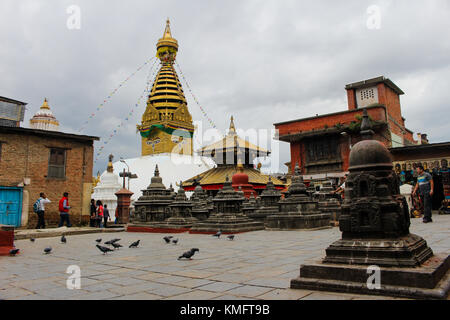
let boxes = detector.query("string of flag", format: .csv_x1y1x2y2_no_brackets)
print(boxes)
78,56,157,133
94,61,160,163
175,61,217,129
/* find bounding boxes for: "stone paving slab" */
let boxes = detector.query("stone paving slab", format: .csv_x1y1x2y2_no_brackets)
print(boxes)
1,215,449,300
14,226,125,240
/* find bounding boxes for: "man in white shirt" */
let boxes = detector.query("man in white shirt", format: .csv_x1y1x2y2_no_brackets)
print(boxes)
36,192,51,229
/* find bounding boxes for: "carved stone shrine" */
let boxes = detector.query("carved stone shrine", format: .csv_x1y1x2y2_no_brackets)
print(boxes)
190,175,264,234
131,165,175,224
316,181,342,227
290,109,450,299
248,176,282,222
265,166,331,230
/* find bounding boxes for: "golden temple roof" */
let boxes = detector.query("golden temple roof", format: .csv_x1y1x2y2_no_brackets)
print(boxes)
197,116,270,156
182,165,284,188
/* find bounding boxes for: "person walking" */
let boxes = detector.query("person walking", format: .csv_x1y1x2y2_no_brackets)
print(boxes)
36,193,51,229
58,192,72,227
96,200,104,228
103,204,109,228
90,199,97,227
413,165,434,223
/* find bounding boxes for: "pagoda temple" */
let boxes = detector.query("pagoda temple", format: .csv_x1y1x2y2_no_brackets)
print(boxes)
182,116,285,195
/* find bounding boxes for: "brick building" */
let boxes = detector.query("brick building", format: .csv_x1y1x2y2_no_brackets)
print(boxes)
0,125,99,228
274,76,420,180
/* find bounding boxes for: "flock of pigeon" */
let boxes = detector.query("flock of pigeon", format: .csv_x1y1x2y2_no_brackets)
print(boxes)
8,229,235,261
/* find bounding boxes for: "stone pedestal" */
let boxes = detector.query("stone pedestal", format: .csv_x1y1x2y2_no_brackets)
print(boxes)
190,176,264,234
266,167,331,230
115,188,133,224
291,110,450,299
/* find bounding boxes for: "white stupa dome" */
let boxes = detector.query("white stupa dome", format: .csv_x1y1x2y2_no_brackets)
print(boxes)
111,153,215,202
29,98,60,131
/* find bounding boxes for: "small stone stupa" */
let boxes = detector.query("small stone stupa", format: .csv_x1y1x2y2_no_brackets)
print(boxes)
190,175,265,234
131,165,175,225
265,166,331,230
191,180,213,220
149,181,198,231
248,176,281,222
316,181,342,227
290,109,450,299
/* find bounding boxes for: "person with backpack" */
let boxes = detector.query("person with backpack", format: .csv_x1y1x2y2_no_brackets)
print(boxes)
58,192,72,227
34,193,51,229
96,200,104,228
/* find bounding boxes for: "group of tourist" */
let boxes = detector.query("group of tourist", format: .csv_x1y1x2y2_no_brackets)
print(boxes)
90,199,112,228
34,192,72,229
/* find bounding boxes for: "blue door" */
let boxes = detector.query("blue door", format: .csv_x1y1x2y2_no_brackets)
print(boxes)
0,187,23,227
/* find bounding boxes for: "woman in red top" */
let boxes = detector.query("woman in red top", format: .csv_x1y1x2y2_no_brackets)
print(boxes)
96,200,104,228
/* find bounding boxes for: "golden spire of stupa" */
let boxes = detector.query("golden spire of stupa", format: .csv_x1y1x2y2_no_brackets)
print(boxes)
41,98,50,110
228,116,236,135
137,19,194,156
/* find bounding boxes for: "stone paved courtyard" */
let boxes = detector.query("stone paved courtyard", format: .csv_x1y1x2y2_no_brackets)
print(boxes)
1,214,449,300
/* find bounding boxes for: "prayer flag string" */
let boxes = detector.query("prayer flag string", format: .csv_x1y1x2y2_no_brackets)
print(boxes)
78,56,157,133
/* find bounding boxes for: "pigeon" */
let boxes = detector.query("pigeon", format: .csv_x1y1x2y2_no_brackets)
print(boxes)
61,235,66,243
105,238,121,245
172,238,179,245
95,238,102,243
9,248,20,256
227,235,235,241
96,244,114,255
129,240,140,248
213,230,222,238
44,247,52,254
163,236,173,244
178,248,199,260
30,238,35,242
111,242,123,250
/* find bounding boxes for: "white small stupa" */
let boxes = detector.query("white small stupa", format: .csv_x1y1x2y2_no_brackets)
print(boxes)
29,98,60,131
92,154,122,213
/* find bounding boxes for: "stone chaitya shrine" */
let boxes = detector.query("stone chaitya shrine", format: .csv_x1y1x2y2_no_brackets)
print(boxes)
189,175,265,234
130,165,175,227
315,181,342,226
290,109,450,299
247,176,282,222
265,166,331,230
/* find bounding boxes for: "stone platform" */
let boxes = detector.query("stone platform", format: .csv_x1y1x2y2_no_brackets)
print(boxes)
291,253,450,299
189,214,265,234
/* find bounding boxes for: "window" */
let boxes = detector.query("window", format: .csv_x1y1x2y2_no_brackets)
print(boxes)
48,148,66,179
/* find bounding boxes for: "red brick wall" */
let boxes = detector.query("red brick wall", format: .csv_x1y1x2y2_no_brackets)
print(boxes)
0,132,94,227
347,89,357,110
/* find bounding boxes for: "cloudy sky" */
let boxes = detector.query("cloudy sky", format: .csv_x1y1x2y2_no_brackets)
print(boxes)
1,0,449,174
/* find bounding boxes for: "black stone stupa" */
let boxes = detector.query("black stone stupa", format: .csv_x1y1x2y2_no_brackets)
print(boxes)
290,109,450,299
190,175,265,234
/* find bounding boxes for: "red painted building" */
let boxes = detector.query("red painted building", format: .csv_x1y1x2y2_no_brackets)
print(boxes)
274,76,420,179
